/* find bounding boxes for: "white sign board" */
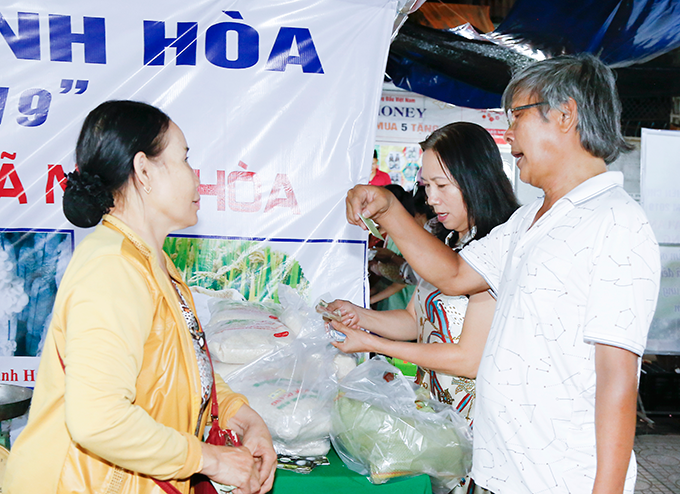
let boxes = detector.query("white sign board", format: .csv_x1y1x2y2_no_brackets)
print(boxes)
641,128,680,244
647,245,680,354
0,0,396,385
641,128,680,353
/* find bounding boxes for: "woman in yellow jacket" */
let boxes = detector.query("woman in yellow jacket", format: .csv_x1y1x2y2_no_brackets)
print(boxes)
4,101,276,494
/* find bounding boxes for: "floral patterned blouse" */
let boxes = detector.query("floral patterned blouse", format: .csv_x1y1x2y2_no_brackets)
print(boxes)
413,280,475,426
413,231,476,427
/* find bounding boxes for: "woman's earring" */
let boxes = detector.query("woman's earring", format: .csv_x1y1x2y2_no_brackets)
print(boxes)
143,186,152,194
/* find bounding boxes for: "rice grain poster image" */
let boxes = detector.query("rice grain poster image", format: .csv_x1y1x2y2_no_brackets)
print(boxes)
0,0,396,389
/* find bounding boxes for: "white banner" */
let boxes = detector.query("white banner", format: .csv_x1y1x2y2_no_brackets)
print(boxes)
641,129,680,354
0,0,396,385
641,128,680,244
648,245,680,354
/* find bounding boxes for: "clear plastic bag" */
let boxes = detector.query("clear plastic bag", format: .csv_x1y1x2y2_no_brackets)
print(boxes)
330,356,472,491
204,298,293,366
226,288,355,456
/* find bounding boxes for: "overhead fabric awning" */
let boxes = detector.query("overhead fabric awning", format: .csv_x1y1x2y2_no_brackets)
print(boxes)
387,0,680,109
495,0,680,67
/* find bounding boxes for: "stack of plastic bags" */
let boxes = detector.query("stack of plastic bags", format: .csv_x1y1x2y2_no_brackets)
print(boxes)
331,356,472,493
225,287,355,456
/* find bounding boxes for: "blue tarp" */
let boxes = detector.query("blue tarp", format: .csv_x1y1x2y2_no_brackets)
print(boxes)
387,0,680,108
496,0,680,67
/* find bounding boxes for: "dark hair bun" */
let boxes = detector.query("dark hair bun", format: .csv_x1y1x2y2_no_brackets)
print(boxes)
62,170,114,228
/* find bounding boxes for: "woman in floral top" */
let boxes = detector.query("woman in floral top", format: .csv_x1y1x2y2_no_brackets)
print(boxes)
329,122,519,426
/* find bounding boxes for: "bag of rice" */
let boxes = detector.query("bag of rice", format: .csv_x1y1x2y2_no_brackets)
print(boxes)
204,299,295,366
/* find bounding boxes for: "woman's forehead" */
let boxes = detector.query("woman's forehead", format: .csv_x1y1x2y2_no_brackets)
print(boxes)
421,150,452,181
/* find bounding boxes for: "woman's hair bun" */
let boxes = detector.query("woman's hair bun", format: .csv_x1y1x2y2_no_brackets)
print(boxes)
65,100,170,228
62,170,115,228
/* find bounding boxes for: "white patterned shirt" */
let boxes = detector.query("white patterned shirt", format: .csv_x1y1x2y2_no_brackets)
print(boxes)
460,171,660,494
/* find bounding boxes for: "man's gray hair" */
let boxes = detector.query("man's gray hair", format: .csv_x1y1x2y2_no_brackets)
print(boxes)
502,54,632,164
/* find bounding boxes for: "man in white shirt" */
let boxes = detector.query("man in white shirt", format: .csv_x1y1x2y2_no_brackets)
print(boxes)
340,54,660,494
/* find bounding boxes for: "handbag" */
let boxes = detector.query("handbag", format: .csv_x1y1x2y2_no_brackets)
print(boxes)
55,339,241,494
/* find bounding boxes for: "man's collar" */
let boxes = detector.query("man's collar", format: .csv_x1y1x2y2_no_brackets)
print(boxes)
562,171,623,206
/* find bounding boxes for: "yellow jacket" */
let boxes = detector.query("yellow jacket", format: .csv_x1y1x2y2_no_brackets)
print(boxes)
4,215,248,493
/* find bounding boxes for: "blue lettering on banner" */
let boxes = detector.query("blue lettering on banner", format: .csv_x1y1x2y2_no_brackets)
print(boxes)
0,12,40,60
143,21,198,66
222,11,243,20
145,12,324,73
0,10,324,74
0,86,56,127
0,87,8,125
16,88,51,126
60,79,89,94
205,20,258,69
49,15,106,63
0,12,105,63
265,27,324,73
0,81,89,128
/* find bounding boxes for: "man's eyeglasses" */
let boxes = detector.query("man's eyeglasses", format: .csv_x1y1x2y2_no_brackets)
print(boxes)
505,101,549,126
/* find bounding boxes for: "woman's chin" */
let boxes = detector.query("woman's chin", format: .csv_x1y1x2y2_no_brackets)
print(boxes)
174,213,199,232
188,213,199,228
440,218,454,230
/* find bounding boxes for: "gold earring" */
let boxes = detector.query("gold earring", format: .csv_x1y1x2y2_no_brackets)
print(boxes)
143,186,152,194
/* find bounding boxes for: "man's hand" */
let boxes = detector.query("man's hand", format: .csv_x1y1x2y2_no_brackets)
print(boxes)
345,185,395,230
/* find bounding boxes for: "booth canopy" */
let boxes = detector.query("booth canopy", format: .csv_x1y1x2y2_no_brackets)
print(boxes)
388,0,680,109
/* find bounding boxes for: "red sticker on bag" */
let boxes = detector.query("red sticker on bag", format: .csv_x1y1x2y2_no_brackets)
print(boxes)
274,331,289,338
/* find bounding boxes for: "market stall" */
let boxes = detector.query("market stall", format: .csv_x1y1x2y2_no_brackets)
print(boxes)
0,0,471,490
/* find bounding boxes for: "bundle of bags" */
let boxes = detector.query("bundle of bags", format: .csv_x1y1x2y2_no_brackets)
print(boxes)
203,286,472,480
222,287,355,456
330,357,473,492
